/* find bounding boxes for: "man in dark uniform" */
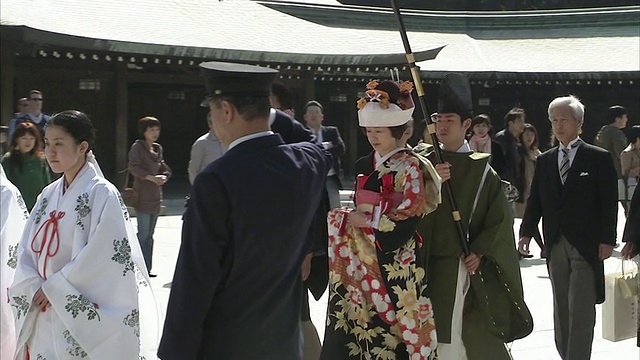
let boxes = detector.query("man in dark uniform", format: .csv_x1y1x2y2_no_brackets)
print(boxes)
268,81,314,144
270,80,330,360
158,61,331,360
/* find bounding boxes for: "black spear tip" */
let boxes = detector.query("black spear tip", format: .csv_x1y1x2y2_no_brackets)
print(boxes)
437,73,474,118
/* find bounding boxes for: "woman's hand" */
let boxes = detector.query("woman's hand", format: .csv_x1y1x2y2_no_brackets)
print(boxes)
155,175,168,185
347,211,371,228
146,175,167,185
32,287,50,309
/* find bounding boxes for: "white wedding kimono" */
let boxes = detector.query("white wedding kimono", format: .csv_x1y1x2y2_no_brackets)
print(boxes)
9,162,159,359
1,165,29,360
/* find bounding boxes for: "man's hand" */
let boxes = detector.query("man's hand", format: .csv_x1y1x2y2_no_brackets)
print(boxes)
302,253,313,281
518,237,532,257
463,252,483,275
435,163,451,183
621,242,638,260
599,243,614,261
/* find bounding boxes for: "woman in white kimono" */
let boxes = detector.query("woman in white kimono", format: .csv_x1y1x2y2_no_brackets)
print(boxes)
9,110,158,359
1,164,29,360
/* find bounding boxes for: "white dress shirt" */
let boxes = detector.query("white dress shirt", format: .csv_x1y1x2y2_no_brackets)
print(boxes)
557,137,582,176
227,131,274,151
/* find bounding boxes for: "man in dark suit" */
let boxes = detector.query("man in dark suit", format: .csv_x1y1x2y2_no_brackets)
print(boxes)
303,100,346,209
622,182,640,259
269,81,329,360
518,95,618,360
158,61,331,360
494,107,526,201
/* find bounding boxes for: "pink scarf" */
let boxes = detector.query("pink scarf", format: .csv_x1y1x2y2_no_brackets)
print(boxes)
469,134,492,153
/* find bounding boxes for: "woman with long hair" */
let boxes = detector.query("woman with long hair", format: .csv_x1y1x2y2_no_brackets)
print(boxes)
516,123,545,257
321,80,441,359
1,122,50,210
9,110,158,359
128,116,171,277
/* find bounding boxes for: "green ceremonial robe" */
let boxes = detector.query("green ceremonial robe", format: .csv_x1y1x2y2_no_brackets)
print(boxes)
414,143,530,360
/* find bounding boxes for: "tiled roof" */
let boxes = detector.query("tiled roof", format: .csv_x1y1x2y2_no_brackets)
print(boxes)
0,0,444,65
260,1,640,74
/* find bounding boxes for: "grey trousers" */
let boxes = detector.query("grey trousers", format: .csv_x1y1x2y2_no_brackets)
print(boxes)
548,236,597,360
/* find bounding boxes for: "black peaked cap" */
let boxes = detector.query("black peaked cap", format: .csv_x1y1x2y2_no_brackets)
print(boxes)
199,61,279,107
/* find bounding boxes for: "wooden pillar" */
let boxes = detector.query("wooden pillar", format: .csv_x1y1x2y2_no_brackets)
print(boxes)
0,50,16,126
345,82,359,179
115,62,128,188
304,71,315,106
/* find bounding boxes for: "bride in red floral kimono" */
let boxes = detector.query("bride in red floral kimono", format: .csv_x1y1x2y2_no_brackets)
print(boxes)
321,80,441,360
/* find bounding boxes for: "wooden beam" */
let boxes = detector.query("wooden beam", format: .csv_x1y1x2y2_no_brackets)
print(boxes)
126,72,201,85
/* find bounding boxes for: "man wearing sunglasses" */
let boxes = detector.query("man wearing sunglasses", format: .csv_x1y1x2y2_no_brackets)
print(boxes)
8,89,50,140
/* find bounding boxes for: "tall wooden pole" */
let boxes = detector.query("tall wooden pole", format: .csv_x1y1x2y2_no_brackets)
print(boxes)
389,0,469,255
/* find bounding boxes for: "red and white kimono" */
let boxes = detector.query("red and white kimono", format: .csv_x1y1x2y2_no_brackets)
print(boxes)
321,148,441,360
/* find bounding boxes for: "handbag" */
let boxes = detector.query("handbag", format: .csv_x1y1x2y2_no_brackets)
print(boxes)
602,260,638,342
501,180,520,203
121,169,138,208
618,176,638,201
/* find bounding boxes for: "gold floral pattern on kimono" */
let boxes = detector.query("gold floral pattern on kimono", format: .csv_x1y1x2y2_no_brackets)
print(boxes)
324,151,439,360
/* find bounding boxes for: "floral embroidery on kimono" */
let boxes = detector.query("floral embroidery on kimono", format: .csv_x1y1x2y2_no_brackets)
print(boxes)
7,243,19,269
17,194,29,220
9,162,159,360
33,198,48,225
323,150,440,360
74,192,91,230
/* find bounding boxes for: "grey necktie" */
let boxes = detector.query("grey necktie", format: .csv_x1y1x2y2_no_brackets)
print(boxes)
559,140,581,184
560,148,570,184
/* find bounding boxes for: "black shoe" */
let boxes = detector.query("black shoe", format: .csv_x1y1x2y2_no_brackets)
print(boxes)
519,253,533,259
149,273,158,278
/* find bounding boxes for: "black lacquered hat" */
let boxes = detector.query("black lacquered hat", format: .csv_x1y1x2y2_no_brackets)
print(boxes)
437,73,473,117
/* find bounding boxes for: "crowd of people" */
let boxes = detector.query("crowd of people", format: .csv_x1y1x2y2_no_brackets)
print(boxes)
0,64,638,360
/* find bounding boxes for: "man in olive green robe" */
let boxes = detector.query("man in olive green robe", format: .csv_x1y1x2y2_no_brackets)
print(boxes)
415,74,531,360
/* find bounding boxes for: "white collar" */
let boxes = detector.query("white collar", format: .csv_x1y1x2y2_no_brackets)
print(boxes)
440,140,471,153
268,108,276,127
227,131,273,151
374,147,406,169
559,137,582,151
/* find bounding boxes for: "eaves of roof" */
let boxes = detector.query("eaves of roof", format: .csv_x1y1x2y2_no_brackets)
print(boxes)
1,25,443,66
0,0,445,66
259,1,640,38
260,1,640,74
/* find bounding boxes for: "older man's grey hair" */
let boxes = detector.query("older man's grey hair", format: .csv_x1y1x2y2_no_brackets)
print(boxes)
548,95,585,126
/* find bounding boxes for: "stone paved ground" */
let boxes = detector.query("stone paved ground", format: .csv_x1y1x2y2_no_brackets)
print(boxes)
143,205,638,359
